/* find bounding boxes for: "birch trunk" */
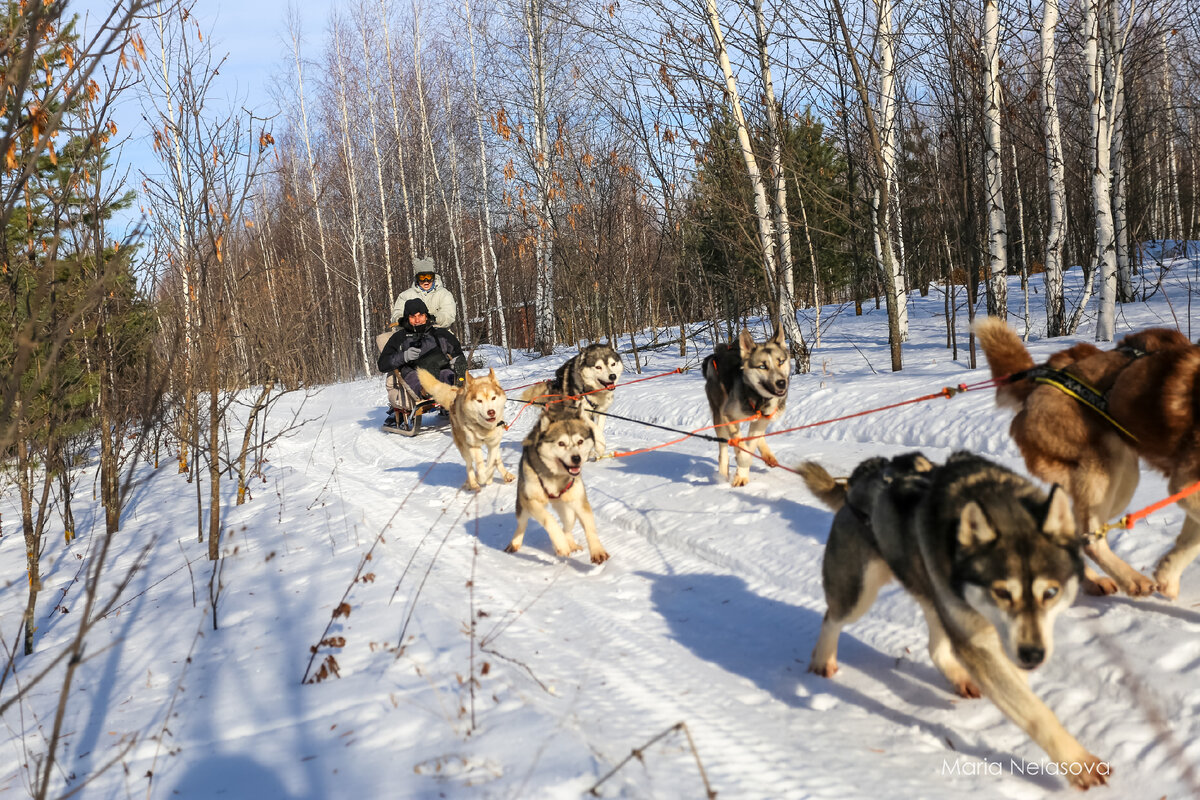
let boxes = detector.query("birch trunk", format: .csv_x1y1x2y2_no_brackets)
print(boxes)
440,68,472,343
1163,33,1183,240
704,0,778,296
982,0,1008,317
331,20,373,372
289,15,339,373
357,13,395,305
752,0,808,372
1079,0,1117,340
1102,0,1132,302
377,0,418,260
524,0,556,352
464,0,509,354
1040,0,1067,336
1010,142,1029,337
874,0,907,342
831,0,902,369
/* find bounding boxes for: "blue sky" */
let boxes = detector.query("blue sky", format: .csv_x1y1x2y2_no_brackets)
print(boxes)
71,0,335,230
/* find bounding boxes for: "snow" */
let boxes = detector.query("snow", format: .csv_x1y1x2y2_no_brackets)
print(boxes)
5,263,1200,799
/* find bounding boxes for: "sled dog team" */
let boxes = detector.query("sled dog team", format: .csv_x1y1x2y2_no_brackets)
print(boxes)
411,317,1200,789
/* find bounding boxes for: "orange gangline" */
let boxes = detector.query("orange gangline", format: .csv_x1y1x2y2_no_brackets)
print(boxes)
1115,478,1200,532
505,367,685,430
737,378,1002,444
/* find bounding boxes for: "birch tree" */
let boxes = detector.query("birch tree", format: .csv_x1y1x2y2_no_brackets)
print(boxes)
752,0,809,371
829,0,904,370
1040,0,1067,335
524,0,556,353
463,0,509,354
873,0,907,344
981,0,1008,317
1077,0,1117,339
329,16,372,372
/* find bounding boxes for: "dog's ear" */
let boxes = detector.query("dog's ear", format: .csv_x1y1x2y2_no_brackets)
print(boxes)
770,321,787,347
464,370,475,387
488,367,498,383
538,412,553,432
1040,486,1077,547
957,501,997,548
738,328,756,358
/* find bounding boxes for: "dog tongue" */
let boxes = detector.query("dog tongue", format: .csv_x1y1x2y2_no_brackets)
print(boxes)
567,465,581,476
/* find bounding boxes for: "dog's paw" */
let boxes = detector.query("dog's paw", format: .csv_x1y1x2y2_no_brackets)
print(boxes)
501,471,516,483
952,679,982,699
1065,753,1110,789
503,543,520,554
808,659,837,678
730,475,750,488
1154,560,1182,600
761,453,778,468
1082,574,1119,596
1120,571,1159,598
590,549,610,564
464,480,482,492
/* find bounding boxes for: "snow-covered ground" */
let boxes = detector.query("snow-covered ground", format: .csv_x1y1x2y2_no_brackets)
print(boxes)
4,264,1200,799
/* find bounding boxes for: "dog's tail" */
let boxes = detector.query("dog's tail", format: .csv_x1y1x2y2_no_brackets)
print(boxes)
520,380,553,403
973,317,1036,408
797,461,847,512
417,368,459,409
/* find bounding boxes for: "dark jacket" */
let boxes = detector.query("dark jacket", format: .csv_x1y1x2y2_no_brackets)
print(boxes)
378,319,464,375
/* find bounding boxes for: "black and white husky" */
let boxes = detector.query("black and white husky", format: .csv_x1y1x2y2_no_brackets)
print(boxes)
523,343,624,457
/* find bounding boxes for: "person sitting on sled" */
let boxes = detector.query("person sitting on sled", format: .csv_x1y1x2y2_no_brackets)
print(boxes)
378,298,466,401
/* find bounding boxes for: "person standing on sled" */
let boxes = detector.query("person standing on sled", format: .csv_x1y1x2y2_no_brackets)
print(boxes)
389,256,457,331
378,299,466,402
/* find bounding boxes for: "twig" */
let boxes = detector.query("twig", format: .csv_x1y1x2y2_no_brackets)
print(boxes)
586,721,716,798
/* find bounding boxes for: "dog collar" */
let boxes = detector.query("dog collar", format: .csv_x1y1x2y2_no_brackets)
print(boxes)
538,472,574,499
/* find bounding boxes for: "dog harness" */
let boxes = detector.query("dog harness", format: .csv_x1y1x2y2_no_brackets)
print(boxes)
1006,345,1146,443
523,451,575,499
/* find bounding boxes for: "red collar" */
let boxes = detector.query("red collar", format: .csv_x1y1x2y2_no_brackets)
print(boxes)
538,471,575,499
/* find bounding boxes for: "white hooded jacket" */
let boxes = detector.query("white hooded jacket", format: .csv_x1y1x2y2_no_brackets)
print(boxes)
389,257,457,328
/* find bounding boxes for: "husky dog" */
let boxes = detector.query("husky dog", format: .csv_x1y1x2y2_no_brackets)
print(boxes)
418,367,514,491
975,317,1191,597
800,452,1107,789
703,326,790,486
505,409,609,564
524,343,624,457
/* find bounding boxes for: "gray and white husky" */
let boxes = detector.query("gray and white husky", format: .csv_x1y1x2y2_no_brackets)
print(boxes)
799,451,1107,790
703,326,790,486
505,409,609,564
523,342,624,457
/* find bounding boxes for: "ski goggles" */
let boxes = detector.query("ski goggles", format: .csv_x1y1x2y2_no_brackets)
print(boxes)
416,272,435,283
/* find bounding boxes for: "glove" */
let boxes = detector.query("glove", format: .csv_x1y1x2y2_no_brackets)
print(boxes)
403,345,423,362
452,355,467,384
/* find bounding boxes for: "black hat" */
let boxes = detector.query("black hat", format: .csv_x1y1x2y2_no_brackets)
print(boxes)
403,298,430,319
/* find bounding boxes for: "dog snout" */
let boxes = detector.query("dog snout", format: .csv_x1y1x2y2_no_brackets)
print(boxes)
570,454,582,466
1016,645,1045,669
608,373,616,382
486,409,496,419
774,379,786,393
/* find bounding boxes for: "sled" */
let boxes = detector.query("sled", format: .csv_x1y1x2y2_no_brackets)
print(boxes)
381,397,445,437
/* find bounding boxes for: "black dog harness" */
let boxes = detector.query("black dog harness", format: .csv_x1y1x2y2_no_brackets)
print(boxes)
1005,345,1146,443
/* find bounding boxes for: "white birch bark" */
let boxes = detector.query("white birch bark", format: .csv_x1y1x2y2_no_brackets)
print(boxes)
377,0,418,260
1078,0,1117,340
752,0,807,371
982,0,1008,318
1010,142,1030,338
439,53,472,344
1163,33,1183,240
464,0,509,354
1101,0,1131,301
356,11,395,305
1040,0,1067,336
873,0,907,341
411,2,469,340
524,0,556,352
289,14,338,369
830,0,903,370
331,19,373,373
703,0,778,297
